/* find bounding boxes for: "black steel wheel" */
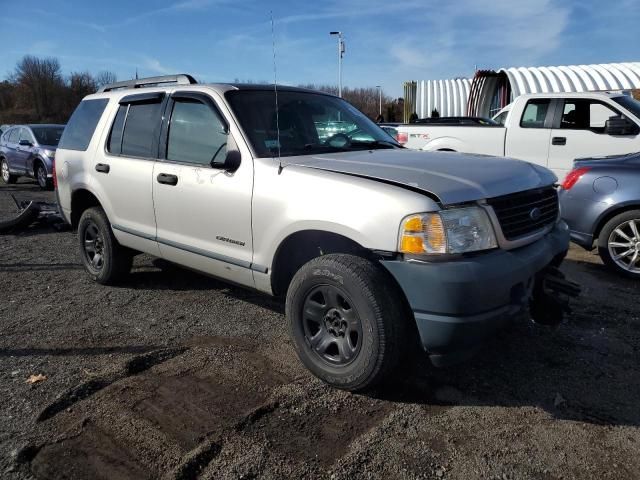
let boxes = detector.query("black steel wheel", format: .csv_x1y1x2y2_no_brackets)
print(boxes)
302,284,363,366
82,220,106,272
286,254,409,391
78,207,133,284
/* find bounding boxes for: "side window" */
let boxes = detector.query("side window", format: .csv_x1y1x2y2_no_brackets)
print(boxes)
494,111,508,126
107,105,128,155
520,99,551,128
59,99,109,151
560,100,620,133
167,98,228,165
8,128,19,143
120,101,163,158
19,128,33,144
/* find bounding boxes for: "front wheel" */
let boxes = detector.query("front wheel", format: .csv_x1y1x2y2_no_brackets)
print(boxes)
1,159,17,184
286,254,408,391
78,207,132,285
598,210,640,278
35,163,52,190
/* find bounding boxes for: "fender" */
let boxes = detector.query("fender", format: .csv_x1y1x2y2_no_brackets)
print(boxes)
421,136,467,152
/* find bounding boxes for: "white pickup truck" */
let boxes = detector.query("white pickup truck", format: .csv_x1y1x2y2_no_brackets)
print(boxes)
396,92,640,179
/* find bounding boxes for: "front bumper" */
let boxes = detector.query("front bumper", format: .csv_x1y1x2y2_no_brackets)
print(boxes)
380,222,570,366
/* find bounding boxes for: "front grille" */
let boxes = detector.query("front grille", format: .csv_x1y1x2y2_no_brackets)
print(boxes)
486,186,559,241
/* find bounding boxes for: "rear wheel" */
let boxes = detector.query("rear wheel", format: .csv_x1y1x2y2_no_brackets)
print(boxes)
598,210,640,278
1,159,17,184
78,207,133,284
35,162,52,190
286,254,407,391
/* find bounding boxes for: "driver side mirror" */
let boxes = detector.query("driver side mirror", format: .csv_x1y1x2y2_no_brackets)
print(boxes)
604,116,639,136
221,150,241,172
19,139,33,147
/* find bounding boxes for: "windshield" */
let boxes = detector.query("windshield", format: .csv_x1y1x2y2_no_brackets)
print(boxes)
225,90,400,157
31,126,65,146
612,95,640,120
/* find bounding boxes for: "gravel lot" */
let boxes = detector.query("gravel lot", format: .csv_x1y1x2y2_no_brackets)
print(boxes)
1,180,639,480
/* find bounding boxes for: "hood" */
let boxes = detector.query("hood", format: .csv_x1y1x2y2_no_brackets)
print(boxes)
288,149,557,205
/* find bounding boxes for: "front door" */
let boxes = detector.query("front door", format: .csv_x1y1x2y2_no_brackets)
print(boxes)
16,127,34,173
505,98,553,170
548,98,640,180
152,91,254,288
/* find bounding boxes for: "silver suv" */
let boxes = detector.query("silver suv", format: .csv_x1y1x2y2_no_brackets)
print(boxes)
55,75,572,391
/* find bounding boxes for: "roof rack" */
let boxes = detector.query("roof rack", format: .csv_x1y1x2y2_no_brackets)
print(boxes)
98,74,197,92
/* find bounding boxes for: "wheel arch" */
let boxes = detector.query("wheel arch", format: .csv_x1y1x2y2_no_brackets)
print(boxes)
70,188,103,228
593,202,640,246
270,230,376,297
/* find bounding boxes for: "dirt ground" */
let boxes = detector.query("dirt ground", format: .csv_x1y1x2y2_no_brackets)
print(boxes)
1,180,639,480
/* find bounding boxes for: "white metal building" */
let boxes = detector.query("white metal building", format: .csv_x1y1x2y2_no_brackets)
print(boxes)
406,62,640,120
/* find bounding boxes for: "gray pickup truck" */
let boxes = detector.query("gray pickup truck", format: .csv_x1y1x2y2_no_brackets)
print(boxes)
55,75,573,391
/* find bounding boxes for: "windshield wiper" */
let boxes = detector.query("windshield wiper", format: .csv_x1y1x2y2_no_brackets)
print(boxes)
349,139,400,149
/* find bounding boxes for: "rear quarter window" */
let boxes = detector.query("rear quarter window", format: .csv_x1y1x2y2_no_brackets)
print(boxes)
58,98,109,151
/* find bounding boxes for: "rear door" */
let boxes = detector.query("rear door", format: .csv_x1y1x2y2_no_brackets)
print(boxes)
548,98,640,180
97,92,164,256
505,98,554,168
152,91,254,288
5,128,20,170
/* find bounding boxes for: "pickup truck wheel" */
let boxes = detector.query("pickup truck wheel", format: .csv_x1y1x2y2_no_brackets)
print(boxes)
286,254,406,391
78,207,133,285
1,159,17,184
598,210,640,278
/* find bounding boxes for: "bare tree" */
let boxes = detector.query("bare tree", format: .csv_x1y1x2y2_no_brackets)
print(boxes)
297,84,393,120
14,55,64,120
67,71,98,110
95,71,117,89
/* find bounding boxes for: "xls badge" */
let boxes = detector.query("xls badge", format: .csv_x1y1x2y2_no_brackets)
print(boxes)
216,236,245,246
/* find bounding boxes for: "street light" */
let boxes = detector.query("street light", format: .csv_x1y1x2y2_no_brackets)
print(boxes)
329,31,345,97
376,85,382,117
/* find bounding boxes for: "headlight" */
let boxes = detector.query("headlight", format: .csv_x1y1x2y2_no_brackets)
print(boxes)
399,207,497,255
43,149,55,159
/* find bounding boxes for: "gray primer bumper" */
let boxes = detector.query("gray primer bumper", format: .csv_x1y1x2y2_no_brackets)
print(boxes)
380,222,570,366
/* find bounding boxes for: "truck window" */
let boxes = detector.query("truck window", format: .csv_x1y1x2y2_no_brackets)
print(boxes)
520,100,551,128
166,98,228,166
58,99,109,151
560,99,620,133
120,100,163,158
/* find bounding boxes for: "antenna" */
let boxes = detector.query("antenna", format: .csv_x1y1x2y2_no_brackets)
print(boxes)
270,11,283,174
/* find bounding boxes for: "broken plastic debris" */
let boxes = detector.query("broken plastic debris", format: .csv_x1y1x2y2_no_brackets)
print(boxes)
26,374,47,384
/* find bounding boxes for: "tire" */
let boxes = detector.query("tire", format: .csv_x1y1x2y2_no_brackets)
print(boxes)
286,254,407,391
597,209,640,278
35,162,52,190
1,159,17,184
78,207,132,285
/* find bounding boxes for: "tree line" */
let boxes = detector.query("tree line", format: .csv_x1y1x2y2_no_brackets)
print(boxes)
0,55,117,124
0,55,404,125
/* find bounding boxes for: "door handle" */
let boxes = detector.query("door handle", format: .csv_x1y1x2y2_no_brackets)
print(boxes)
157,173,178,186
95,163,110,173
552,136,566,146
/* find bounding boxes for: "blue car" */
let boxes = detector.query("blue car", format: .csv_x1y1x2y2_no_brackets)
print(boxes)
0,124,65,190
559,152,640,278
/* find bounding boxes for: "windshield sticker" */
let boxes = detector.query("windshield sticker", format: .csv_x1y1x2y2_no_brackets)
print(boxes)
265,139,281,149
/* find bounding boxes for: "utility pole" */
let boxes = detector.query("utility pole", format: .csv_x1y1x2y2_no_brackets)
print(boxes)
376,85,382,116
329,31,344,97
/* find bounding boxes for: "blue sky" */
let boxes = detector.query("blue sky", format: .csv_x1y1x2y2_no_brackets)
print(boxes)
1,0,639,98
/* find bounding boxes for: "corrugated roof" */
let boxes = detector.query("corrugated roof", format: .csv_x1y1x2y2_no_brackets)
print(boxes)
500,62,640,96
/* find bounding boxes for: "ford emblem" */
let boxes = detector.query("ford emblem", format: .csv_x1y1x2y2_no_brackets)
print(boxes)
529,207,542,221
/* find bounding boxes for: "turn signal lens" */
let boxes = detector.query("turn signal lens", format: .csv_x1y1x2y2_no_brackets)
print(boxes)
399,214,446,254
398,208,497,256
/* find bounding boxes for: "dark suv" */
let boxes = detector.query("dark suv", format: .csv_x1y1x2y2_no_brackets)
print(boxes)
0,124,65,189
